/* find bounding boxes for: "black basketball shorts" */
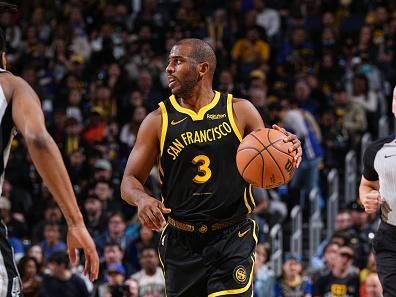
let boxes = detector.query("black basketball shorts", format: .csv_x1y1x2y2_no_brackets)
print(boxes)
0,221,23,297
158,218,258,297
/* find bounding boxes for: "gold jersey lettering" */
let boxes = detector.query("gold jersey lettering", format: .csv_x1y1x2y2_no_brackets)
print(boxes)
194,131,201,143
166,122,234,161
167,138,185,160
223,122,232,133
186,132,193,144
199,130,207,142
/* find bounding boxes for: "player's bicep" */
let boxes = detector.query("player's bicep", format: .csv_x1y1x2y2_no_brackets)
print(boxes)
11,77,46,137
233,99,265,137
123,112,160,184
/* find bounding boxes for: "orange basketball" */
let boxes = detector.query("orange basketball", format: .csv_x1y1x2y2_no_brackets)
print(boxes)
236,128,297,189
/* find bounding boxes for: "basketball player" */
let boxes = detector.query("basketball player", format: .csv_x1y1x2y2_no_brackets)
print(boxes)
359,85,396,297
0,28,98,296
121,38,302,297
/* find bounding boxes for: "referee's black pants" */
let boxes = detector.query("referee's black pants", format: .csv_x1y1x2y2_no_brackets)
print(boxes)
374,221,396,297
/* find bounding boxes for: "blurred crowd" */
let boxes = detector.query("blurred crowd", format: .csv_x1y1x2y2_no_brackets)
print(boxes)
1,0,395,296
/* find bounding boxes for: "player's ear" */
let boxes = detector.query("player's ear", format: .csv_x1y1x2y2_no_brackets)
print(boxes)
198,62,210,77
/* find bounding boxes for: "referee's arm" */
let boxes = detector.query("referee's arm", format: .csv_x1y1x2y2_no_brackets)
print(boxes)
359,177,381,214
359,140,382,214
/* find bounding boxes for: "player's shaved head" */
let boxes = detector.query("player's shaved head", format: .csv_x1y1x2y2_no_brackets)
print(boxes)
175,38,217,77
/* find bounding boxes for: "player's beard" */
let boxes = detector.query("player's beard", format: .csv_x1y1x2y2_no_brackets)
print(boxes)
172,68,200,97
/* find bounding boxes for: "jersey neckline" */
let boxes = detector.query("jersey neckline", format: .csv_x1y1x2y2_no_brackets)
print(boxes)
169,90,221,121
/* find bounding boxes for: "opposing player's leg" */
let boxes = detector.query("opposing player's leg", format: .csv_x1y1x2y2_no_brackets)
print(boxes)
0,221,23,297
207,219,258,297
373,222,396,297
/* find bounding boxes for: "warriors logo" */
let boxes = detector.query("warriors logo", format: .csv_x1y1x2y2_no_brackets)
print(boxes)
233,265,247,284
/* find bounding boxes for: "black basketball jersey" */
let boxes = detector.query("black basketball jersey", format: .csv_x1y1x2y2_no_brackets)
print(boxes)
158,91,255,223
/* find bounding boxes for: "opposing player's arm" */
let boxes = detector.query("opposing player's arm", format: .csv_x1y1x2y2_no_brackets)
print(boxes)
11,76,98,280
120,109,171,231
12,76,83,225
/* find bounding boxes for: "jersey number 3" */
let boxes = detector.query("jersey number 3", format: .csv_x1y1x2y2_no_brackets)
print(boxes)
192,155,212,183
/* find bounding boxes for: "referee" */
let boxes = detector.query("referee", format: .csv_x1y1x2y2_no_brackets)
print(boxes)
359,85,396,297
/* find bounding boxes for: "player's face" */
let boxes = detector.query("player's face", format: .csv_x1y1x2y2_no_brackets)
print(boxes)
166,45,200,96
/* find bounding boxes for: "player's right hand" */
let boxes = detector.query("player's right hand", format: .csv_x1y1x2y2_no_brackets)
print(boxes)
67,224,99,282
361,190,384,214
137,197,171,232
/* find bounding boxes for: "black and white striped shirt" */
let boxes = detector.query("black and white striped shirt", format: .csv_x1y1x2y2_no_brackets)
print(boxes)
363,135,396,225
0,68,18,196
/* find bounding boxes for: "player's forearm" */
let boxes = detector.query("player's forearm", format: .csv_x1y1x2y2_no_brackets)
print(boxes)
25,133,84,226
120,175,151,206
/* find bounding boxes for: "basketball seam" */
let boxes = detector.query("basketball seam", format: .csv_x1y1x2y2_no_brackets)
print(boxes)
251,132,286,185
265,131,286,184
239,147,262,178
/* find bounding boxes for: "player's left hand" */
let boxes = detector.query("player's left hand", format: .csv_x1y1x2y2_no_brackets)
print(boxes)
272,124,302,168
67,224,99,282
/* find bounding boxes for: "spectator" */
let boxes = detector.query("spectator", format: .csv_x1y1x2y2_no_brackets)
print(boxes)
82,107,106,144
26,245,45,273
93,179,121,214
347,200,375,269
92,160,112,182
131,246,165,297
313,244,359,297
100,241,135,279
83,194,107,238
61,117,85,157
0,195,27,240
254,0,281,41
94,263,127,297
365,273,383,297
124,278,139,297
360,252,377,297
39,222,67,260
333,83,367,149
41,251,89,297
216,69,242,97
120,106,147,148
231,27,270,78
269,100,322,210
311,210,352,270
254,243,275,297
349,73,379,136
18,256,42,297
275,253,312,297
248,85,271,124
95,212,134,257
128,226,159,270
32,202,65,243
311,242,340,283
